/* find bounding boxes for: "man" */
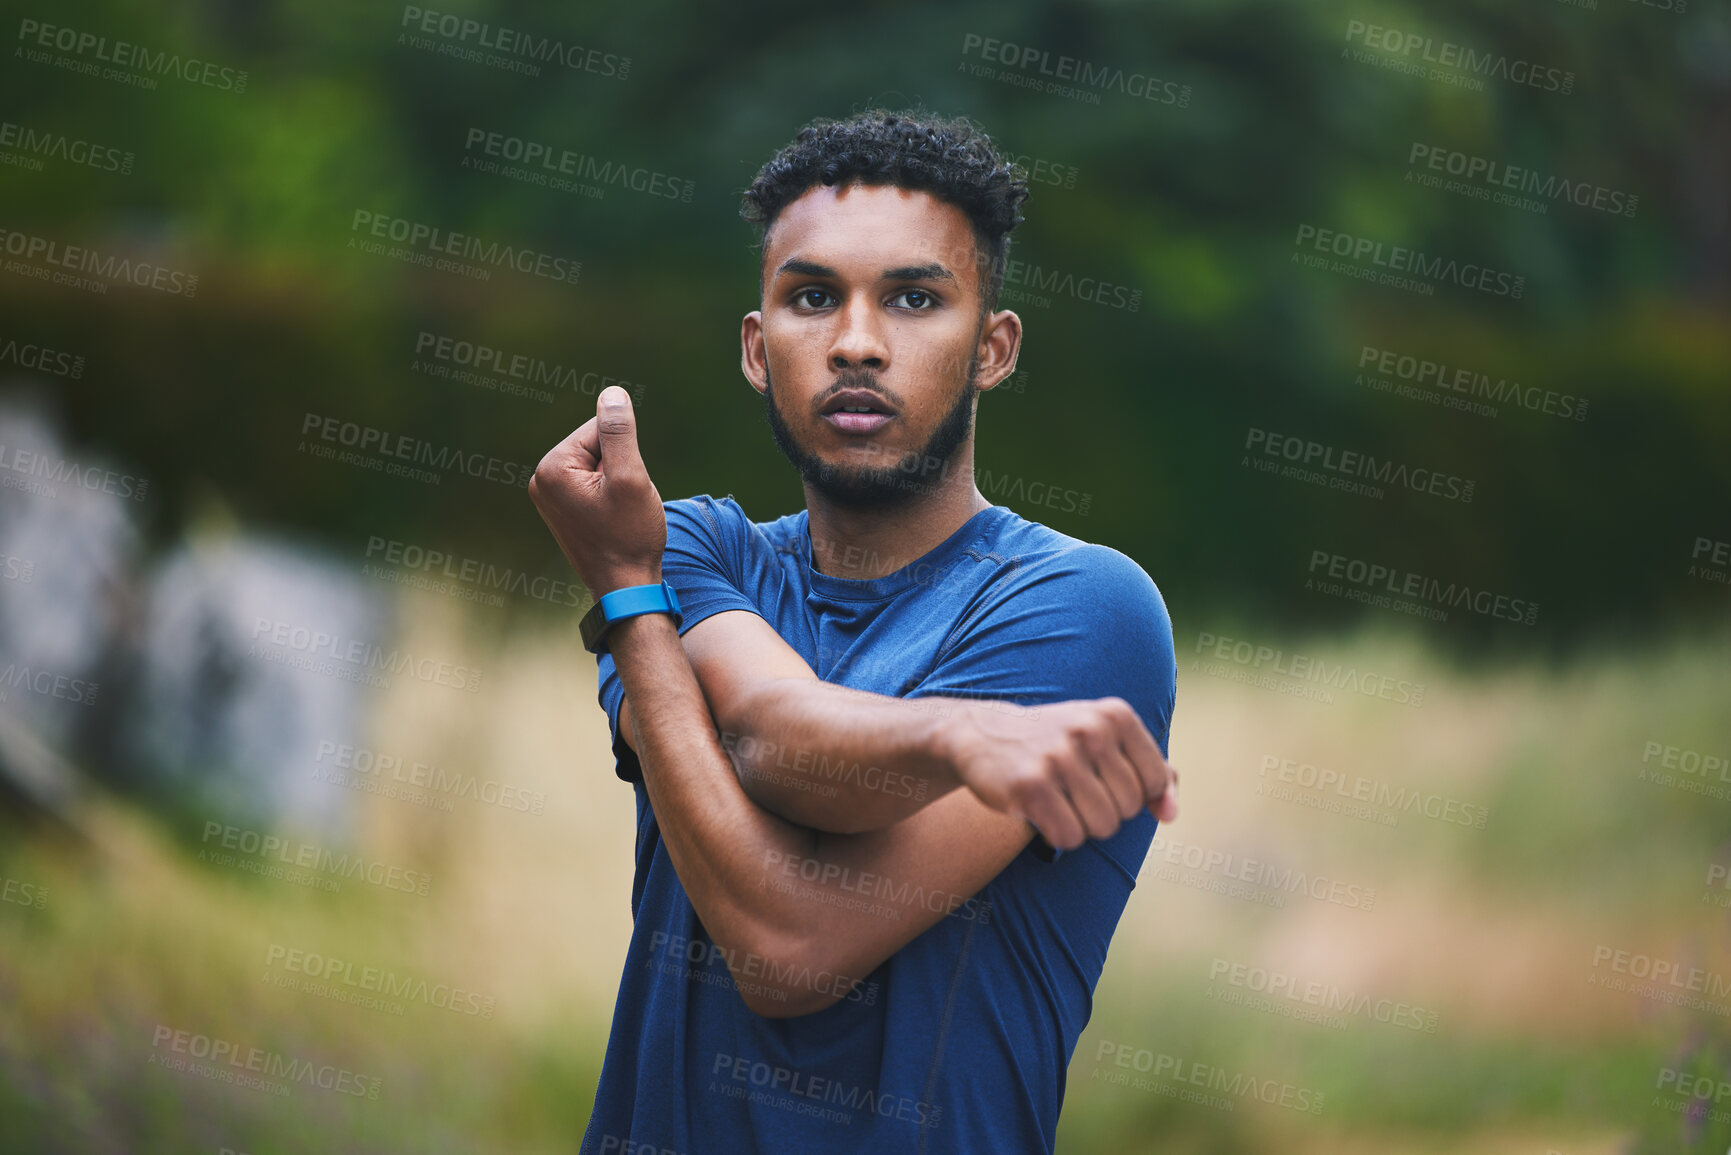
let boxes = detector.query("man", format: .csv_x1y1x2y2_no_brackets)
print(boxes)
530,109,1179,1154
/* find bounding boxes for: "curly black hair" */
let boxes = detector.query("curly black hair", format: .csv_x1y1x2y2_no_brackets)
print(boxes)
741,108,1030,313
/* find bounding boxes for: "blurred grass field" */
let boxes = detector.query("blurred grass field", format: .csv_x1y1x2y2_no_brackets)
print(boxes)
2,591,1728,1153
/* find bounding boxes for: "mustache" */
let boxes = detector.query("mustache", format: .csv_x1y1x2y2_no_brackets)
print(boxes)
815,369,904,411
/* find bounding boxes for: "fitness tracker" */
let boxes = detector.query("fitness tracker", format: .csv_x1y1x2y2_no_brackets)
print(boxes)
579,581,683,654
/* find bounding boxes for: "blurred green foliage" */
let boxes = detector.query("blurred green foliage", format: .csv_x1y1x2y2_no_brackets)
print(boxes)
4,0,1727,653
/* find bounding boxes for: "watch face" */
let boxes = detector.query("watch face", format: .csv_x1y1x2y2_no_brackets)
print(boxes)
578,584,681,654
579,600,610,653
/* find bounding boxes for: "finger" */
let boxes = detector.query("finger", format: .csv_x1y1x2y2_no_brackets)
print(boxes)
1151,773,1179,824
1110,702,1172,806
1023,790,1085,852
570,416,600,471
1080,727,1143,821
595,386,645,480
1056,759,1124,842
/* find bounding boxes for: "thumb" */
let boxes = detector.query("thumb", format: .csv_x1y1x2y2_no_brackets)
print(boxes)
596,386,644,476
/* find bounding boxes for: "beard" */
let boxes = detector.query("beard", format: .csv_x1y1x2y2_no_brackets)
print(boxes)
762,356,978,509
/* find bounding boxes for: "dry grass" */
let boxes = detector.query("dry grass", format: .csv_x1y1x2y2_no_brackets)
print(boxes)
2,599,1727,1152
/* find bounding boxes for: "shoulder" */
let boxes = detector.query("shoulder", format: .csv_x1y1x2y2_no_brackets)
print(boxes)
664,494,805,552
665,493,804,543
983,510,1172,632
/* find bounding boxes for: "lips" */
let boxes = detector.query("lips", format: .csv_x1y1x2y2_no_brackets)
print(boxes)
823,411,893,434
819,388,896,435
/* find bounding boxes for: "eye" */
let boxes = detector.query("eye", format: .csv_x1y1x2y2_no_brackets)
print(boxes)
793,288,835,309
890,289,936,310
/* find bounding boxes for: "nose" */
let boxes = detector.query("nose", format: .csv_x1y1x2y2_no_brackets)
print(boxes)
828,295,888,372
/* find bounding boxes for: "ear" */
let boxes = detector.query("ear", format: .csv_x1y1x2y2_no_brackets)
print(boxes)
972,309,1023,393
740,310,769,397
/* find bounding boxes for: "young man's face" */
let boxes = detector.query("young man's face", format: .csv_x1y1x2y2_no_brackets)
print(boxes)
740,182,1020,507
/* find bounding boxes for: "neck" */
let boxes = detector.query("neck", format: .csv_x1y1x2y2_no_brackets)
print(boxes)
804,440,991,581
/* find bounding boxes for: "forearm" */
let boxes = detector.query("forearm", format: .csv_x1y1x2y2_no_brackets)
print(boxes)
716,677,972,833
608,616,911,1013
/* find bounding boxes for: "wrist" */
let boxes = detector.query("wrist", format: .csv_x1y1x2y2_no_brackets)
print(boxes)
606,609,679,657
589,564,663,598
915,703,970,790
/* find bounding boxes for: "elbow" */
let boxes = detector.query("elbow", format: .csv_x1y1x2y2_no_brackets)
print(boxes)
728,928,847,1020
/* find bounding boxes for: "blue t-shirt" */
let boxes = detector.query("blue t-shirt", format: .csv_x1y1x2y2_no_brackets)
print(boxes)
582,495,1177,1155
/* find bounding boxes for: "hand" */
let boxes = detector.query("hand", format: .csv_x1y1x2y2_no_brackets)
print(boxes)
937,697,1178,850
529,386,665,597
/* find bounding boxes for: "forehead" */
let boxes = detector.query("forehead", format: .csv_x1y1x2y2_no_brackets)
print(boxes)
763,182,978,279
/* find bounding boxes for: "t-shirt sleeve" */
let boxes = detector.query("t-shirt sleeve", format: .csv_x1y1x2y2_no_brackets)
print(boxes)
907,543,1178,869
595,495,770,783
912,543,1177,751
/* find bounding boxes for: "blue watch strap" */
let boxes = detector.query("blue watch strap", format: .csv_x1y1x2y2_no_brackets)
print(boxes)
599,582,682,622
580,581,682,653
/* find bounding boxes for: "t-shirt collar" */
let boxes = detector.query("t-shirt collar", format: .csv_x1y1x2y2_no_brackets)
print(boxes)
799,503,1008,601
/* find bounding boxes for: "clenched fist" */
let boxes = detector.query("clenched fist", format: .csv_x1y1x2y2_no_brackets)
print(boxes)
938,696,1178,850
529,386,666,598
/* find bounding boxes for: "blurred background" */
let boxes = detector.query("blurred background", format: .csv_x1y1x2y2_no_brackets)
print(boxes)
1,0,1728,1151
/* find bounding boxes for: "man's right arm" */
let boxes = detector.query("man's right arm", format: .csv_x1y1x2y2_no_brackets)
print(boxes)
617,607,1177,849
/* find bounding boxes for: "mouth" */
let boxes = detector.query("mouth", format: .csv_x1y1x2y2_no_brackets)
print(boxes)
819,389,897,436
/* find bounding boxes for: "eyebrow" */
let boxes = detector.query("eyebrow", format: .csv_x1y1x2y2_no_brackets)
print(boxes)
774,258,957,285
